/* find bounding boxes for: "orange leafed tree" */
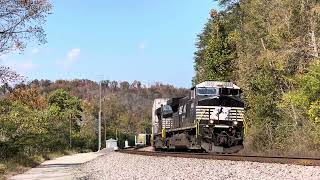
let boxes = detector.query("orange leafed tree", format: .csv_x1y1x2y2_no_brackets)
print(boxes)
9,87,47,109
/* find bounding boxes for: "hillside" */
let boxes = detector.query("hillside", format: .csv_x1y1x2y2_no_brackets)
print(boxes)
0,79,188,158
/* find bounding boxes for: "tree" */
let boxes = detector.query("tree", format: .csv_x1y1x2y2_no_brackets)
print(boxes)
0,0,52,93
216,0,240,9
101,80,110,88
48,89,82,132
0,0,52,53
120,81,130,90
193,7,240,84
130,80,142,89
9,86,47,109
76,100,97,150
0,66,21,85
110,81,118,90
48,89,82,114
194,0,320,154
47,89,83,149
0,98,48,157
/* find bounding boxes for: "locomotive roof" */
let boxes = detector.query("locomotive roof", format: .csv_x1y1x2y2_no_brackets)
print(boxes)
192,81,240,89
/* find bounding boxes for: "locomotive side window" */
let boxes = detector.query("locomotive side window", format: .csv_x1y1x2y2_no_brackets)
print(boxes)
191,89,195,99
162,105,173,118
179,105,183,115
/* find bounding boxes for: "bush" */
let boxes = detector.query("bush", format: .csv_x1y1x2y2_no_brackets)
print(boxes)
0,164,7,174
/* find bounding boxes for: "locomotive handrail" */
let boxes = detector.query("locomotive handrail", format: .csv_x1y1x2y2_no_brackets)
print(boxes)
195,109,208,138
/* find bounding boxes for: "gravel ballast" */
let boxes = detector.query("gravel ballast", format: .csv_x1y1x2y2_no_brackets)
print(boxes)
74,152,320,180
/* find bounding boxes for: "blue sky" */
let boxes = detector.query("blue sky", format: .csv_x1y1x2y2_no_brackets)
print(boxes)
1,0,218,88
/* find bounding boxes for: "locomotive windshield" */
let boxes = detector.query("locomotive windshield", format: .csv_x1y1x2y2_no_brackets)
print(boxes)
197,87,217,96
163,105,173,115
220,88,241,96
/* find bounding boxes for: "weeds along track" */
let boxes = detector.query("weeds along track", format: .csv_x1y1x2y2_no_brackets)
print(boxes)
119,149,320,166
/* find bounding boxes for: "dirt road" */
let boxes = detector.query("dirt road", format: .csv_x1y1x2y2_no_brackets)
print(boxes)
9,152,103,180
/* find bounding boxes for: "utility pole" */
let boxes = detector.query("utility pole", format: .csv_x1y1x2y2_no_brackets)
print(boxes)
98,80,102,151
116,129,118,140
104,115,106,148
69,113,72,149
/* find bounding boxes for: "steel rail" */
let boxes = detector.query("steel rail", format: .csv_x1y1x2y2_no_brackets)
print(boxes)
119,149,320,166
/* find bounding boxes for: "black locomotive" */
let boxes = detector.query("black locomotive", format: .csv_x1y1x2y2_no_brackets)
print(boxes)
151,81,245,153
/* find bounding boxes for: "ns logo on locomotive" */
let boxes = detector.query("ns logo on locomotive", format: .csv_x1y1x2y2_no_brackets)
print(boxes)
152,81,245,153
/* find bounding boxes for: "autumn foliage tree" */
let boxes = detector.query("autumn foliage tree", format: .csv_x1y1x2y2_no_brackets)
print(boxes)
9,87,47,109
0,0,52,91
0,0,52,53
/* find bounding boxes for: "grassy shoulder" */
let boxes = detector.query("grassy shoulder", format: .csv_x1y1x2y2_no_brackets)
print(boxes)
0,150,79,180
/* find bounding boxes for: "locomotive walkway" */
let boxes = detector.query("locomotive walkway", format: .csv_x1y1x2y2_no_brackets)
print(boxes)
9,151,104,180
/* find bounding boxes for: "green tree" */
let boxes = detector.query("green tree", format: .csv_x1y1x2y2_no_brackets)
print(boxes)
194,0,320,154
0,100,48,157
193,7,241,84
47,89,82,149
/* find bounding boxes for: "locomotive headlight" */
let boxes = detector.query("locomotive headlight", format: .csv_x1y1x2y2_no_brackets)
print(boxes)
210,120,214,124
233,121,238,125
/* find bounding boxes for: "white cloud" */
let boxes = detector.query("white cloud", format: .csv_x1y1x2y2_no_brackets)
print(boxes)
138,42,147,50
67,48,81,60
59,48,81,69
0,54,8,63
17,61,38,71
139,43,146,50
31,48,40,54
1,57,38,74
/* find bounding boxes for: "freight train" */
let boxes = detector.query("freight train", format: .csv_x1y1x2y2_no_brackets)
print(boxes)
151,81,245,153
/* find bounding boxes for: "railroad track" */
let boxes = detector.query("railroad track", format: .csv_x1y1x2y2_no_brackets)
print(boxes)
119,149,320,166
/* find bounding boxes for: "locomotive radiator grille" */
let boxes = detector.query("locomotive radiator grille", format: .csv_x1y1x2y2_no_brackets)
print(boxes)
228,109,244,121
160,118,173,129
196,106,244,121
196,107,215,120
